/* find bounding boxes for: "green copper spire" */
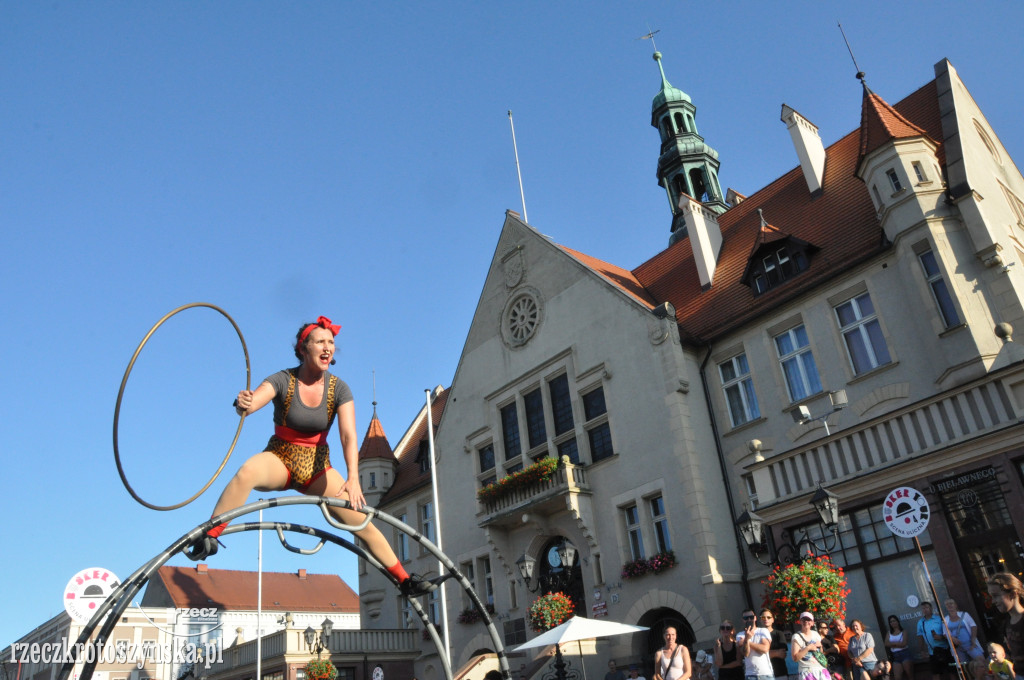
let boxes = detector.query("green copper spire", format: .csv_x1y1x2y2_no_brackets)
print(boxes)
652,51,690,109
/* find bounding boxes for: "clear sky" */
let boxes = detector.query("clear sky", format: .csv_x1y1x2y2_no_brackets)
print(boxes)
2,1,1022,648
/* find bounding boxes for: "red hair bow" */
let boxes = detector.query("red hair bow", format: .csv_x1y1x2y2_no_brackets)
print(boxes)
300,315,341,343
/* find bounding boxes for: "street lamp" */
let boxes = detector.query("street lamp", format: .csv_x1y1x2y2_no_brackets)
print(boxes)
304,618,333,658
735,484,841,566
517,540,578,593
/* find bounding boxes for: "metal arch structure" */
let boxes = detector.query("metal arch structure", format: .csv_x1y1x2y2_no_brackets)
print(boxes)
58,497,509,680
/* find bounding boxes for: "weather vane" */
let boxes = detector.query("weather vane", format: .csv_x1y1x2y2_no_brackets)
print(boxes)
636,27,660,53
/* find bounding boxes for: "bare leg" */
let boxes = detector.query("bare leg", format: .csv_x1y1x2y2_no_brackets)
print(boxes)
892,658,904,680
210,451,290,518
306,467,399,568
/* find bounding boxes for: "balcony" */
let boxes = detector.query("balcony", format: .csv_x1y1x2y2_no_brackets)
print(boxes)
748,367,1023,516
477,460,591,529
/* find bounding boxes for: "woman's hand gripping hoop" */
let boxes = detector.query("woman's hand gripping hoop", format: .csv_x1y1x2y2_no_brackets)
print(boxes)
113,302,251,511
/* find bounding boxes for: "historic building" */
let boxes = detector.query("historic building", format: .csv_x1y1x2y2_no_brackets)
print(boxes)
359,51,1024,680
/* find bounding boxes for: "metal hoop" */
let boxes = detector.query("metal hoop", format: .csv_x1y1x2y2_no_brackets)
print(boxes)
113,302,251,511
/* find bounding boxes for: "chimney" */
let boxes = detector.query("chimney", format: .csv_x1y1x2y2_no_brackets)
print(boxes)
781,104,826,195
678,195,722,289
298,569,307,580
197,564,208,574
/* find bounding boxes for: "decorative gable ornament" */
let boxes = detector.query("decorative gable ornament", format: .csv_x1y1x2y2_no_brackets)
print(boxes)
500,286,543,349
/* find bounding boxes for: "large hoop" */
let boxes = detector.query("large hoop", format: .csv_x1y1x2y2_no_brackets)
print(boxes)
113,302,251,511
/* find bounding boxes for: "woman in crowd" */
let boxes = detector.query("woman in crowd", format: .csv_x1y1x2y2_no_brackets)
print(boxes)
655,627,691,680
714,620,743,680
883,615,914,680
847,620,890,680
187,317,436,595
790,611,830,680
987,573,1024,679
944,598,985,680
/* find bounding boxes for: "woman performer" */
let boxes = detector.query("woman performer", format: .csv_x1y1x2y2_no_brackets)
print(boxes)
186,316,436,596
655,627,691,680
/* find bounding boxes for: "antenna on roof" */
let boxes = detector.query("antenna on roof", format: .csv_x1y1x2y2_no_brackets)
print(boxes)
636,26,660,53
507,110,528,223
838,22,867,86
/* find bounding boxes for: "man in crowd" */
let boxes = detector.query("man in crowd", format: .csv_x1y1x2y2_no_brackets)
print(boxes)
917,601,953,680
831,619,855,680
605,660,626,680
737,608,774,680
760,609,790,680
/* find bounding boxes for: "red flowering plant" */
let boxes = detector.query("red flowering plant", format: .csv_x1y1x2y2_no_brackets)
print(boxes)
528,592,574,632
621,551,677,580
477,457,559,504
761,555,849,626
304,659,338,680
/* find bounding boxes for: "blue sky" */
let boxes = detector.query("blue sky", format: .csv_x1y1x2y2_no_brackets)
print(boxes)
2,1,1022,648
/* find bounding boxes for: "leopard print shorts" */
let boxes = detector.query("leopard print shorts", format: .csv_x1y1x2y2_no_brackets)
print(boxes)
266,436,332,490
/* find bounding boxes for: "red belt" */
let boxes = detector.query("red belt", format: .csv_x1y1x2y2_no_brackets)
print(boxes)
274,425,328,447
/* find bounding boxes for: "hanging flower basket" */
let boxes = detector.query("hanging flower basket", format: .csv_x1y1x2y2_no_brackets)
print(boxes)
761,555,849,626
477,457,559,504
529,592,574,632
621,551,677,580
304,659,338,680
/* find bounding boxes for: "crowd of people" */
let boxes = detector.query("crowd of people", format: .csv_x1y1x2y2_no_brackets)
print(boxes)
607,572,1024,680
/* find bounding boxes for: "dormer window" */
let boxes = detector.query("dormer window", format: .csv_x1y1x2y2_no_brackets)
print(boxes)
417,439,431,473
749,245,809,294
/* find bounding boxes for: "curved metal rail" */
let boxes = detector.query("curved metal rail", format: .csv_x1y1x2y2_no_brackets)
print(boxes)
57,497,509,680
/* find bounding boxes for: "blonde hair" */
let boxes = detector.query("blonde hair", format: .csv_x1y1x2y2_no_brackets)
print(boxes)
988,572,1024,604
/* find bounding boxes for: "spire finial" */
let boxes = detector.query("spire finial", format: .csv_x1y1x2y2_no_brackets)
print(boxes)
838,22,867,87
371,370,378,415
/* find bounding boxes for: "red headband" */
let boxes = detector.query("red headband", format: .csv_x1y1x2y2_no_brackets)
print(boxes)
300,316,341,343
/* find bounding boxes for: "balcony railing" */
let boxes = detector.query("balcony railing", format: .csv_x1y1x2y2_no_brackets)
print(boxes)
217,628,418,672
478,461,590,527
749,370,1022,510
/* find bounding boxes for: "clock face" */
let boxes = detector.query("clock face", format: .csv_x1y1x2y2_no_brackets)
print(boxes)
373,667,384,680
547,546,562,568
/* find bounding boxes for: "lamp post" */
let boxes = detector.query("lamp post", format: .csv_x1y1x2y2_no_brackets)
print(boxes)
735,484,840,566
791,390,848,436
517,540,578,593
304,618,334,659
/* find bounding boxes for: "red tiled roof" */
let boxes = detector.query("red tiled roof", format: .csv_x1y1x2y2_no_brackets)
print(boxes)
858,87,932,165
144,566,359,612
359,411,395,461
559,245,657,309
380,389,449,504
562,79,943,343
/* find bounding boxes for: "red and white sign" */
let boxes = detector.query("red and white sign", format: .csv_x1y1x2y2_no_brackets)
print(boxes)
882,487,930,538
63,567,120,623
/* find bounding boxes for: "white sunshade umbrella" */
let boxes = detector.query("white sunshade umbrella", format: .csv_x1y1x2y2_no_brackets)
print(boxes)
513,615,649,651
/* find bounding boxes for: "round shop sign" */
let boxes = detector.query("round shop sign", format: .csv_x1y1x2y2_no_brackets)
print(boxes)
372,666,384,680
64,567,121,623
882,487,930,537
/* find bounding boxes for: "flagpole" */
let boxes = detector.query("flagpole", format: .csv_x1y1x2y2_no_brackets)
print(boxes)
425,389,451,663
257,503,263,680
507,111,528,223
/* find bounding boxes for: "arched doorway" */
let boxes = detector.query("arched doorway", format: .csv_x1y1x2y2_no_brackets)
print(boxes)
636,608,695,677
538,537,586,617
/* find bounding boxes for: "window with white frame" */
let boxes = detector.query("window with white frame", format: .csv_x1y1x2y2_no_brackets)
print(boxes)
624,504,645,560
886,168,903,193
912,161,928,183
743,473,759,510
918,250,961,329
420,502,435,545
650,495,672,554
719,353,760,427
835,292,892,375
774,325,822,402
396,513,409,561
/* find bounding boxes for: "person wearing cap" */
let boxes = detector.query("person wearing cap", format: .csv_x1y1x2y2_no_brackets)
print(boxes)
629,664,648,680
791,612,829,680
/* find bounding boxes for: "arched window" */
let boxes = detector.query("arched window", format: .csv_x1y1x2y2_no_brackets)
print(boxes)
674,112,686,133
661,117,673,141
689,168,709,202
